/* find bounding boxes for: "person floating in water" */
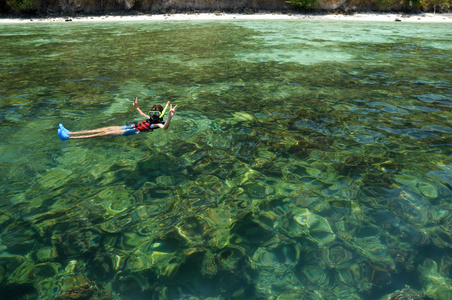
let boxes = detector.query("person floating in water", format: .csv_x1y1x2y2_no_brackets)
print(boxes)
58,98,177,140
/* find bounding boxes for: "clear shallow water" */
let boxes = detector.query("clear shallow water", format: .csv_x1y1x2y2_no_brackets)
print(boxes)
0,19,451,299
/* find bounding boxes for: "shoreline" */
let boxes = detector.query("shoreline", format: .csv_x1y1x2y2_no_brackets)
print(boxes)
1,12,452,23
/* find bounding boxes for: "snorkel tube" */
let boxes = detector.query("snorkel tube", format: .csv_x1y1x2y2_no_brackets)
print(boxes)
160,101,170,118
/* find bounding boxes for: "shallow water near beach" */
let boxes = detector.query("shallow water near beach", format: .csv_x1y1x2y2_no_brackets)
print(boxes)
0,19,451,299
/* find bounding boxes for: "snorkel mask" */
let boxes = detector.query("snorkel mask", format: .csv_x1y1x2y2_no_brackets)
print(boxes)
148,110,161,118
148,110,162,124
148,102,170,122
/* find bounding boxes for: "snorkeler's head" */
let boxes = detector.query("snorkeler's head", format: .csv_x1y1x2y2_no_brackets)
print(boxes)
149,105,164,118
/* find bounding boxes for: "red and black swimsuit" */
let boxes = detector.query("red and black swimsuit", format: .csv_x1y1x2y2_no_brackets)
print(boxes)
133,119,165,132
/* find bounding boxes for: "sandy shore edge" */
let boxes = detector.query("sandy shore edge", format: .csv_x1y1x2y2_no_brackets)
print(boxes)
1,12,452,23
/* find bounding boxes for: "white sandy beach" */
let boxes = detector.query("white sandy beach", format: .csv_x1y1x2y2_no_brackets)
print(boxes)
1,12,452,23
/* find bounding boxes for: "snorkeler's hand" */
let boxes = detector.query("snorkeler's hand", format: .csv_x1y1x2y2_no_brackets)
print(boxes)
133,97,149,118
133,97,139,109
168,104,178,118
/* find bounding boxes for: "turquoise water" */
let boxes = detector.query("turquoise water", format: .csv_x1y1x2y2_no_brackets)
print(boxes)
0,19,451,299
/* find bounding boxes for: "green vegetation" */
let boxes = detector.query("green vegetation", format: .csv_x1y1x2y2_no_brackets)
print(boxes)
7,0,40,12
421,0,452,12
402,0,421,11
377,0,394,10
285,0,317,10
1,0,450,14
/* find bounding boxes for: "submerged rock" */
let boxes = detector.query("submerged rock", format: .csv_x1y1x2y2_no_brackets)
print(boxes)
54,282,96,300
419,258,452,299
378,285,423,300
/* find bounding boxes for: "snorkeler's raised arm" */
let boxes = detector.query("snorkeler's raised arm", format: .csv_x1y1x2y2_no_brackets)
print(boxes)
156,104,177,130
132,97,150,118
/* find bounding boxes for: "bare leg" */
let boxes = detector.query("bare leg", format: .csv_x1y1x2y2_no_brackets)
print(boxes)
69,126,123,135
69,126,125,139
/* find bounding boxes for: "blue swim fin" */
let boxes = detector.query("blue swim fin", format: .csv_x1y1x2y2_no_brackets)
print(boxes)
58,124,70,140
